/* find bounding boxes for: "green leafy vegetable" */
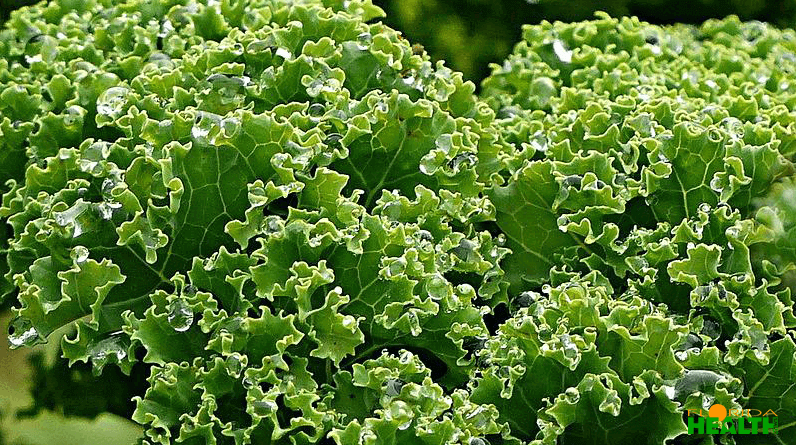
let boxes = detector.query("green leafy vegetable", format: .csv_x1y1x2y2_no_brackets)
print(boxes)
2,2,796,445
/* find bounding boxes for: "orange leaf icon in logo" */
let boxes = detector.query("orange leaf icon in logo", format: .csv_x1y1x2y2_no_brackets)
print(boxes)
708,404,727,421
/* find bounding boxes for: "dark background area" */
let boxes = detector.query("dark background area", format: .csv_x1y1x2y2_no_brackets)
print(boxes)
3,0,796,83
0,0,37,23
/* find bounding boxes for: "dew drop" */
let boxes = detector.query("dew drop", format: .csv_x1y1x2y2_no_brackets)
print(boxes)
226,353,244,378
559,334,578,358
219,117,241,139
564,387,580,403
307,103,325,117
452,239,476,262
449,153,477,171
192,113,217,144
426,274,449,298
662,385,676,399
340,315,356,329
72,245,90,264
556,215,570,232
562,175,582,188
414,229,433,242
167,299,194,332
721,117,744,140
399,350,413,364
158,19,174,38
53,201,93,238
419,154,437,176
457,284,475,297
356,32,372,50
386,258,406,277
63,106,83,127
8,317,44,348
382,201,402,221
88,334,127,362
515,291,540,307
263,215,283,234
242,377,256,389
101,178,117,198
465,406,489,428
97,201,121,220
79,159,102,175
701,317,722,340
680,333,704,350
384,379,404,397
497,106,519,119
435,134,453,154
324,133,343,148
725,226,740,239
252,400,277,415
529,131,548,152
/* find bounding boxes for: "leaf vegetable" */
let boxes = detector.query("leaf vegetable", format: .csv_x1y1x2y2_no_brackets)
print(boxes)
1,1,795,444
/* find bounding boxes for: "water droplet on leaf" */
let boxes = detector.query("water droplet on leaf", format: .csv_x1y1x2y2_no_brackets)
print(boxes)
308,103,325,117
252,400,277,415
449,153,477,172
452,239,476,262
529,131,548,151
384,378,404,396
356,32,372,50
382,201,402,221
8,317,44,348
72,246,90,264
167,298,194,332
226,353,244,378
88,334,127,362
386,258,406,277
263,215,284,234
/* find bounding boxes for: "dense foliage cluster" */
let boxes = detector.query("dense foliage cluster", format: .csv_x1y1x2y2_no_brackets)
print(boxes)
6,1,796,83
375,0,796,82
1,0,795,444
479,13,796,444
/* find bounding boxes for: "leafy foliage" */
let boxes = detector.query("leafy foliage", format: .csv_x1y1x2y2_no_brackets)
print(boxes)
1,1,796,445
374,0,796,83
480,13,796,443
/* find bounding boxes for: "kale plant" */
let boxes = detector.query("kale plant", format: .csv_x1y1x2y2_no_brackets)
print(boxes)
1,1,795,444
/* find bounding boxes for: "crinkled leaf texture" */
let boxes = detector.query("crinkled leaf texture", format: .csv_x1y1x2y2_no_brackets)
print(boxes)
2,2,796,445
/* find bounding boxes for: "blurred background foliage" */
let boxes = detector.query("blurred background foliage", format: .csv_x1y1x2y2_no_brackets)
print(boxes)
2,0,796,443
0,312,143,444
